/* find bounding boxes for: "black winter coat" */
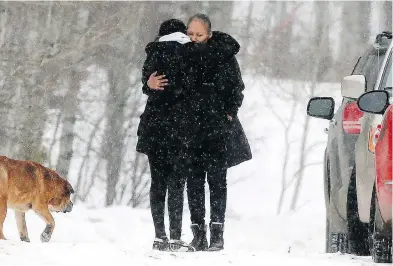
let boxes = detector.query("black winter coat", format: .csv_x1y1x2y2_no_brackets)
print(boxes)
177,31,252,172
136,40,190,157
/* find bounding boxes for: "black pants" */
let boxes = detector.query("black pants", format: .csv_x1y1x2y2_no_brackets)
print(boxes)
148,152,186,240
187,167,227,226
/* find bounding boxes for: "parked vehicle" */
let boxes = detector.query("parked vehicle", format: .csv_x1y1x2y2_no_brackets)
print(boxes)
306,31,392,258
357,89,392,263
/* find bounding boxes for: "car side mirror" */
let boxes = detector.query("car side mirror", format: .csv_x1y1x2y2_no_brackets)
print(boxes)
341,75,366,99
307,97,335,120
357,90,390,115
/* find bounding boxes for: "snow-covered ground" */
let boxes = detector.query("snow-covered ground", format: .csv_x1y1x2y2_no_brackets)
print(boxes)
0,76,386,265
0,206,382,266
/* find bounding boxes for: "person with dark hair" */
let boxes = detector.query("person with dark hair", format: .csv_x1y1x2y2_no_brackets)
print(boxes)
158,18,187,36
136,18,195,252
146,14,252,252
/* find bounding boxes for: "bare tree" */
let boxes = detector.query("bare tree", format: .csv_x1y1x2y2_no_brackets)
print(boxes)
290,1,331,211
11,6,53,162
103,65,129,206
73,115,104,203
273,90,299,215
56,70,82,178
383,1,392,31
337,1,371,77
56,6,90,178
100,1,178,206
256,81,299,214
236,1,255,71
205,1,234,34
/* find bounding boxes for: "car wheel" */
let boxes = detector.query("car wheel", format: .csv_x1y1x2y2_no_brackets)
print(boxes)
326,230,348,253
370,189,392,263
324,158,330,253
325,162,348,253
325,218,329,253
347,164,370,255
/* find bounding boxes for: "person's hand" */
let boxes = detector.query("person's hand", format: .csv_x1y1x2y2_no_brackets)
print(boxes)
147,71,168,90
227,115,233,121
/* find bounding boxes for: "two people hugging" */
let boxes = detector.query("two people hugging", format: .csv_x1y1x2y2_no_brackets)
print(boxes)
136,14,252,252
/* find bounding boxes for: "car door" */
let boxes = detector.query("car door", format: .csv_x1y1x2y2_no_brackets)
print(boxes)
326,54,370,219
356,49,391,222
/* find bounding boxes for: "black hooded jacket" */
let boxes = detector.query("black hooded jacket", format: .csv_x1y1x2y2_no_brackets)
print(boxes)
177,31,251,172
136,34,195,157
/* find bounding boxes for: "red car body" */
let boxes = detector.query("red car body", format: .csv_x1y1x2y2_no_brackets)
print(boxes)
375,104,392,224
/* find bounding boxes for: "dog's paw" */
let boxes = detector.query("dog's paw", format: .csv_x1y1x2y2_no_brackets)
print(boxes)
40,231,51,243
20,236,30,243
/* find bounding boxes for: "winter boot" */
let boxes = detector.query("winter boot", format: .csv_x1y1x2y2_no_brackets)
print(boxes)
152,236,169,251
190,224,208,251
208,222,224,251
168,239,196,252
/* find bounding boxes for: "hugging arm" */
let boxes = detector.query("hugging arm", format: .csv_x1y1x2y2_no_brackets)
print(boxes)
141,52,164,97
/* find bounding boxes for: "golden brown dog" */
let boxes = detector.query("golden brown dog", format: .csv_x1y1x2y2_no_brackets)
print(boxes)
0,155,74,242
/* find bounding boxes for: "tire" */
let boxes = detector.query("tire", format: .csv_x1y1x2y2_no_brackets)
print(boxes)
325,159,348,254
370,189,392,263
326,229,348,253
347,165,370,255
325,218,329,253
325,158,336,253
325,218,344,253
324,157,330,253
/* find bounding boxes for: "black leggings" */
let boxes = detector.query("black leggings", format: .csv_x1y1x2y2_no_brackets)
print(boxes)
148,152,186,240
187,168,227,226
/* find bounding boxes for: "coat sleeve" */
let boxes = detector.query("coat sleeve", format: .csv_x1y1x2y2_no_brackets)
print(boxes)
141,51,161,97
219,56,245,118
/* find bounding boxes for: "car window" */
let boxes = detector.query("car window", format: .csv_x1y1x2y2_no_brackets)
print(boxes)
343,55,372,104
362,48,389,92
365,55,381,91
352,56,368,75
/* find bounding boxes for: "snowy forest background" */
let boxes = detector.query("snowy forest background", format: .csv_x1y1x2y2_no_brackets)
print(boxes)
0,1,391,210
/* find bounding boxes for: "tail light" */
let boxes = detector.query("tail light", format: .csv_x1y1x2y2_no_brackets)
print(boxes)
369,124,382,153
375,105,392,190
342,101,364,134
383,107,393,187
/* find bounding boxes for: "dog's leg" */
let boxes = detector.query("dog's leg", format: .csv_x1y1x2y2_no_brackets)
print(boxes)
15,211,30,242
33,205,55,243
0,196,7,240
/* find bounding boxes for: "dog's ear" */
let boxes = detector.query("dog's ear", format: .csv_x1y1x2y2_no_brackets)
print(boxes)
49,197,61,206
